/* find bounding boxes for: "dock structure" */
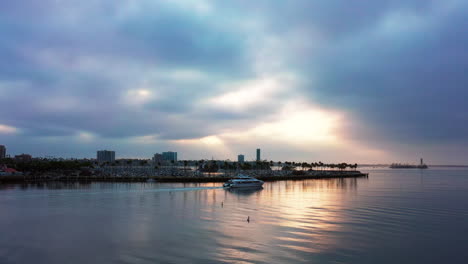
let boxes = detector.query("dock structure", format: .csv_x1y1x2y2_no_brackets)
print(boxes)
0,170,368,184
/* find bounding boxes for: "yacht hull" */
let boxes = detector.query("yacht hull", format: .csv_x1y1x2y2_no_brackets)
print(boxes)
224,182,264,188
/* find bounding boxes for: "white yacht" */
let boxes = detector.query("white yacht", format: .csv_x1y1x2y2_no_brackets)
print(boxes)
223,175,264,188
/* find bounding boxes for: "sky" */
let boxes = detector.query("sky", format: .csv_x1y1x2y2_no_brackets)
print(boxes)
1,0,467,164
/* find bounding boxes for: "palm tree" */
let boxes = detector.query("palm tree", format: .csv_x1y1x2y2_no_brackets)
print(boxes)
170,160,175,175
338,163,346,171
183,160,188,175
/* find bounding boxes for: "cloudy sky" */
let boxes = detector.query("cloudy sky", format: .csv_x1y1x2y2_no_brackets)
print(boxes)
1,0,467,164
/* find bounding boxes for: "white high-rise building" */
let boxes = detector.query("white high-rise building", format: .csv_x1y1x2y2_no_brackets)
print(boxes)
97,150,115,163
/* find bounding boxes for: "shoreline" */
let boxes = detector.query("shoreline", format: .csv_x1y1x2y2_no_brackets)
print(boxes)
0,171,368,184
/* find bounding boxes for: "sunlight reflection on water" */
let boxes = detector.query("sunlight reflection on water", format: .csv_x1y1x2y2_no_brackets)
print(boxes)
1,169,468,263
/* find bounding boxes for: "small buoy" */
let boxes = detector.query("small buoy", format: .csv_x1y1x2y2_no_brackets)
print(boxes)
247,216,250,222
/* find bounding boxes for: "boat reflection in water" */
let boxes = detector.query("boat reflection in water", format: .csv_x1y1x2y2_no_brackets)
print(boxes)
226,186,263,196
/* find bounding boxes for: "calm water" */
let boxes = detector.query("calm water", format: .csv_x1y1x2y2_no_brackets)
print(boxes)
1,168,468,263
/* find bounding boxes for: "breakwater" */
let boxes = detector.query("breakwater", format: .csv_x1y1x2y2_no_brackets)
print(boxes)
0,171,368,184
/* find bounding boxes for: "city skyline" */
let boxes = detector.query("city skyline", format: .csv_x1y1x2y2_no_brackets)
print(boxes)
0,146,271,163
0,144,439,166
1,1,468,164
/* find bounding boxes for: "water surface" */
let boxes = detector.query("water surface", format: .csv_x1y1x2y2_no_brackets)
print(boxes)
1,168,467,263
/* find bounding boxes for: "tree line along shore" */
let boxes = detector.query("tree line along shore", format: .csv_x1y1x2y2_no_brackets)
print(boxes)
0,158,368,184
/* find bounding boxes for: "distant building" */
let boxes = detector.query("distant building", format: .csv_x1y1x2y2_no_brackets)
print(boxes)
256,148,261,161
14,154,32,162
153,153,163,164
0,145,5,159
238,154,245,163
97,150,115,163
162,151,177,162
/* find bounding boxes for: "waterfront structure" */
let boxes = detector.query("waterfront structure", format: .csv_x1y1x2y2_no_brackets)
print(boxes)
14,154,32,162
238,154,245,163
256,149,261,161
0,145,5,159
162,151,177,162
97,150,115,164
390,158,428,169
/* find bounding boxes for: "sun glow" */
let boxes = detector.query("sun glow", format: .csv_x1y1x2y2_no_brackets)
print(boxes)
171,101,345,162
124,89,154,106
221,102,343,146
251,108,340,143
77,131,95,142
0,124,18,134
174,135,224,146
208,77,289,111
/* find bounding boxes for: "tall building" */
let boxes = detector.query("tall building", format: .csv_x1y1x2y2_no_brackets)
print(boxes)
97,150,115,163
153,153,163,164
162,151,177,162
0,145,5,159
256,148,261,161
238,154,245,163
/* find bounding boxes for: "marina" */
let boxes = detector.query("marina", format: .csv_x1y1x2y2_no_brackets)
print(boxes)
0,170,368,184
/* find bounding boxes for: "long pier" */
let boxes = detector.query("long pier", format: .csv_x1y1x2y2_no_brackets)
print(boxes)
0,171,368,184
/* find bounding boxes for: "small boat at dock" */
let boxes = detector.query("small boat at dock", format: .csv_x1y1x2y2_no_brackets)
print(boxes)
223,175,264,188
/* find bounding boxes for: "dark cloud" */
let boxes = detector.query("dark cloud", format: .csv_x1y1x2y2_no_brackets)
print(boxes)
224,0,436,37
1,0,467,162
0,0,250,140
306,2,468,144
117,11,248,73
